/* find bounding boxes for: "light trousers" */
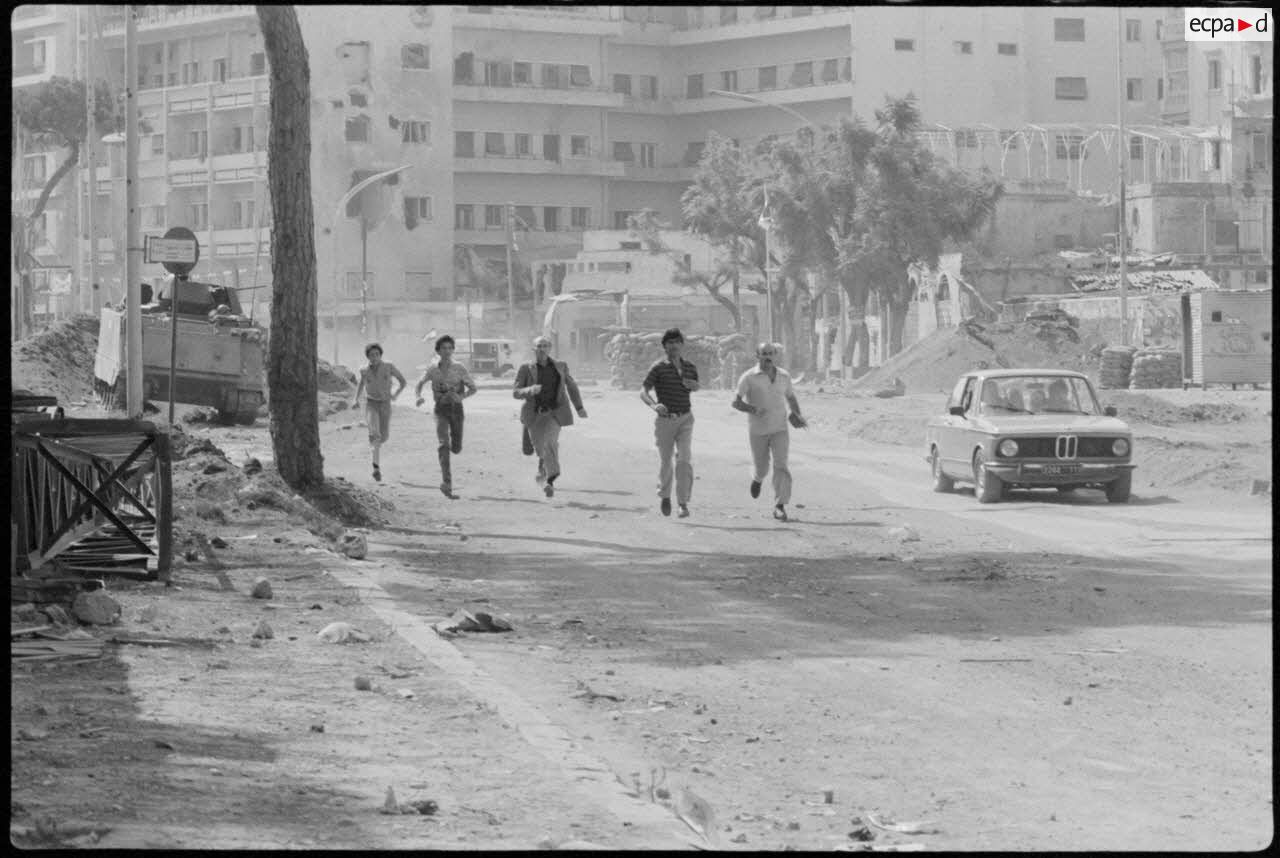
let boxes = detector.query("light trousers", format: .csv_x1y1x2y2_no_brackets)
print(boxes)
749,429,792,506
435,403,464,485
528,412,563,481
654,412,694,504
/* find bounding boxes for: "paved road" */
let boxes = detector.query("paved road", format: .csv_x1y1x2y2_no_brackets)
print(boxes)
234,385,1272,850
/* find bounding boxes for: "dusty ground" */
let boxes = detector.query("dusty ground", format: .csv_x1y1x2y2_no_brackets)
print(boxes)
9,317,1273,849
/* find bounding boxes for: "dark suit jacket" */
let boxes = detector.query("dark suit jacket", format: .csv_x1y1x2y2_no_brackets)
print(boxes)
513,358,584,427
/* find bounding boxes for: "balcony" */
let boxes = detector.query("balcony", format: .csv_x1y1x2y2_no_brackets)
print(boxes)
618,163,696,182
672,81,853,115
454,226,586,252
454,5,622,36
453,82,624,109
612,95,672,116
671,6,851,44
209,150,267,181
454,154,625,178
99,5,255,35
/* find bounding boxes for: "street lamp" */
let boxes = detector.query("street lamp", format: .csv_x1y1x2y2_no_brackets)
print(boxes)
328,165,412,365
707,89,815,128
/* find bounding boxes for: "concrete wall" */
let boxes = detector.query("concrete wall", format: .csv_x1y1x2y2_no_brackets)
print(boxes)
1127,183,1235,255
980,182,1117,258
1002,291,1189,350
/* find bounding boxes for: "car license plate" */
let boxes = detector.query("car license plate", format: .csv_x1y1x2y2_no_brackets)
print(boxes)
1043,464,1081,475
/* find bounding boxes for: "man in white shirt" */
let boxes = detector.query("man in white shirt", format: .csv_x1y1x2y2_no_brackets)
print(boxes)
731,342,807,522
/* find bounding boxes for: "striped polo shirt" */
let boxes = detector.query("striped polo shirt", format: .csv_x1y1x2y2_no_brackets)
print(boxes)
642,358,698,414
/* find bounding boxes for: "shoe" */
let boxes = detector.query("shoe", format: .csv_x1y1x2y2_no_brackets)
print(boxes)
440,483,455,498
678,504,690,518
372,466,382,483
544,483,555,498
536,471,546,485
660,497,671,516
750,480,761,499
772,505,788,522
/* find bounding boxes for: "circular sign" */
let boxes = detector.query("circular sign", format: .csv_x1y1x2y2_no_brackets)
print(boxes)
161,226,200,277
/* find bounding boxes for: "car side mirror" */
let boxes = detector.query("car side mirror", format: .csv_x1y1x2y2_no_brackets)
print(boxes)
948,405,965,416
1104,405,1117,417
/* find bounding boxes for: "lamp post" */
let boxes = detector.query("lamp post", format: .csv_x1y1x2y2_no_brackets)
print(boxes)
328,165,412,365
1116,7,1130,346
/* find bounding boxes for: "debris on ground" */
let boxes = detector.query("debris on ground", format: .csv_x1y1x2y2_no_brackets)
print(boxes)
674,787,718,845
378,785,438,815
432,608,514,635
338,532,368,559
866,812,941,835
11,626,105,664
571,680,624,703
250,578,273,599
317,622,372,644
71,591,121,625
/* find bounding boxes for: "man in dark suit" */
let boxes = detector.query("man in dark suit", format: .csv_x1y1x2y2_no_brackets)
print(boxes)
513,335,587,498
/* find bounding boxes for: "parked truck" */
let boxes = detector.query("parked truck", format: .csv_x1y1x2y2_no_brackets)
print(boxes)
93,278,267,424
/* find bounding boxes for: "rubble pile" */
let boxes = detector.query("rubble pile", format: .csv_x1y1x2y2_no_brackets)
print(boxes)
604,331,751,390
1099,346,1138,389
10,315,100,407
317,360,358,419
1129,347,1183,389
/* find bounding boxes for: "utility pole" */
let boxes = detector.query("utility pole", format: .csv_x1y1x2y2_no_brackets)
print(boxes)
125,5,143,417
1117,7,1130,346
506,201,517,340
86,4,99,313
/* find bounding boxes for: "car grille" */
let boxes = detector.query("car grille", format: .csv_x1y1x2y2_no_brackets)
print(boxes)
998,436,1124,458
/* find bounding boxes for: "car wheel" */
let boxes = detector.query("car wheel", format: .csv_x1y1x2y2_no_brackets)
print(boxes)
1105,472,1132,503
1055,485,1077,494
973,449,1003,503
930,447,954,493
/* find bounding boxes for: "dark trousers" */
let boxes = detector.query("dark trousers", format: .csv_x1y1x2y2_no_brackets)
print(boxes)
435,403,464,485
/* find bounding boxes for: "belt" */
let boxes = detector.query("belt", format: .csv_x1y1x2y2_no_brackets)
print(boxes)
659,410,690,417
536,406,554,414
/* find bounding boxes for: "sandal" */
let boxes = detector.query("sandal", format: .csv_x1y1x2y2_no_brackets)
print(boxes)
772,505,788,522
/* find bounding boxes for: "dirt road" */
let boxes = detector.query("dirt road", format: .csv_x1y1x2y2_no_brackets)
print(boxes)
299,382,1270,850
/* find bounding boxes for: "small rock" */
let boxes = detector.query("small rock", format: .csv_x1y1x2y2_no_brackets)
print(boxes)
338,532,368,559
731,833,748,844
243,457,263,476
202,462,227,475
250,578,273,599
309,603,323,610
888,525,921,543
1063,696,1073,706
397,688,416,699
354,676,372,691
787,820,801,831
72,591,121,625
13,602,43,624
252,620,273,639
183,550,200,562
310,723,325,733
209,536,228,549
1250,479,1270,496
249,638,263,648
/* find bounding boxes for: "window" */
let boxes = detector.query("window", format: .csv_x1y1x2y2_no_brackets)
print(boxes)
455,204,474,229
514,206,537,229
188,129,208,158
790,61,813,87
514,133,531,156
188,203,209,230
613,210,635,229
821,58,840,83
455,131,474,157
181,60,201,84
612,141,635,162
1250,54,1262,94
721,69,738,92
719,7,737,25
250,52,266,75
640,75,658,99
954,130,978,148
569,64,591,87
22,154,46,184
348,89,368,107
28,39,48,73
954,41,973,55
404,195,433,222
1250,132,1269,170
997,42,1017,55
1125,19,1141,41
1208,59,1221,90
212,58,227,83
683,141,705,165
484,61,512,86
151,133,166,156
339,40,371,86
613,73,631,95
485,205,504,228
405,271,445,301
571,207,589,229
1126,78,1143,101
1055,76,1088,100
544,207,559,232
1209,140,1222,170
542,63,564,88
1157,77,1164,100
345,115,371,142
1129,135,1143,160
143,204,166,229
401,43,430,70
1155,20,1163,41
758,65,777,90
1054,18,1085,41
514,61,532,84
484,132,505,155
686,73,703,98
998,130,1018,150
1055,134,1084,160
894,39,915,52
570,135,589,156
638,142,656,167
232,125,254,152
543,134,560,161
232,199,255,228
399,121,428,145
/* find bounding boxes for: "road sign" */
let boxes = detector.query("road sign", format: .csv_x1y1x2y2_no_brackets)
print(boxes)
149,227,200,276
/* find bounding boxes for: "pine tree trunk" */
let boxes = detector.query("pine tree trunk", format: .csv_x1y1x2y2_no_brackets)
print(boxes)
259,6,324,491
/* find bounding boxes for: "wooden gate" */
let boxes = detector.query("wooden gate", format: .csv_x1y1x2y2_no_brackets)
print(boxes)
11,416,172,580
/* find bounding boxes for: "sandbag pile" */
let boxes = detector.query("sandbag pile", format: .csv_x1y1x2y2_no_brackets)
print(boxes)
605,331,750,390
1098,345,1137,389
1129,347,1182,389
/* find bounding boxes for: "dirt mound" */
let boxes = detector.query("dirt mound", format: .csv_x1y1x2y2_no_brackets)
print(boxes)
852,312,1108,394
10,315,101,406
1102,392,1252,426
317,360,357,394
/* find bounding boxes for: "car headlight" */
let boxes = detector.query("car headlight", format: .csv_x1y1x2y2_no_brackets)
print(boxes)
1111,438,1130,456
998,439,1019,457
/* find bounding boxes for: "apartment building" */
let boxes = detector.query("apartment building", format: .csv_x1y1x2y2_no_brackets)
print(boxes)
18,6,1268,357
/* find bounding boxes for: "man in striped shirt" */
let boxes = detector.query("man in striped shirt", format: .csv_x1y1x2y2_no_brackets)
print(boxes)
640,327,700,518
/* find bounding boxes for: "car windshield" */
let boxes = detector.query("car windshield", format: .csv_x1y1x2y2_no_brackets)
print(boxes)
978,376,1102,416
